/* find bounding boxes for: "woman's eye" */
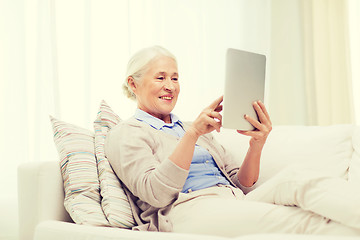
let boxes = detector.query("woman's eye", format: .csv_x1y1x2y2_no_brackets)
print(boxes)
172,78,178,81
157,77,164,80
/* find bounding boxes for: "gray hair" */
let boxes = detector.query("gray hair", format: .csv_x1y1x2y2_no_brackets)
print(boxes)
123,45,177,100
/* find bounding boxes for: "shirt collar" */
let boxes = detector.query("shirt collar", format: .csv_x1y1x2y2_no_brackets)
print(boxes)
134,109,183,130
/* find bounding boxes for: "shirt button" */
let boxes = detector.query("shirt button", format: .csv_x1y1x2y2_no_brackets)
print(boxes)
205,160,210,164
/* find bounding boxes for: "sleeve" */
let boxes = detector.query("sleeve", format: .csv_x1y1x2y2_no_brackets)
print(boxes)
208,134,254,193
105,123,189,208
223,146,254,193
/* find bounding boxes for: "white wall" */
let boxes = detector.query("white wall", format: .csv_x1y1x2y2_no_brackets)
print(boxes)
348,0,360,124
53,0,271,125
268,0,307,125
0,1,25,239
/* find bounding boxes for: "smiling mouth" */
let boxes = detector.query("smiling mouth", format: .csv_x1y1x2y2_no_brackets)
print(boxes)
160,96,173,100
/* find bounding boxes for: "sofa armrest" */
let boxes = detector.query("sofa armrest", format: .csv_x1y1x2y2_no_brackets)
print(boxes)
35,220,360,240
18,161,72,240
34,220,229,240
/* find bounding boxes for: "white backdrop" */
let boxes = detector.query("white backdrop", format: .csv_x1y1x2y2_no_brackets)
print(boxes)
348,0,360,124
54,0,270,126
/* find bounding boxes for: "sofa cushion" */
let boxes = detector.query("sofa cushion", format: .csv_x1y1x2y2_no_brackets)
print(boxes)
214,124,354,189
94,100,135,228
34,220,231,240
50,117,109,226
245,166,360,229
260,125,354,181
349,126,360,183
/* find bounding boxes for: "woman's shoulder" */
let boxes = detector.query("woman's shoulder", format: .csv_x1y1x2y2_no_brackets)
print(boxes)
106,117,158,151
110,117,145,134
108,116,159,140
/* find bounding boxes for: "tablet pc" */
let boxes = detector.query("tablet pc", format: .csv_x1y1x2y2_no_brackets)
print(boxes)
222,48,266,131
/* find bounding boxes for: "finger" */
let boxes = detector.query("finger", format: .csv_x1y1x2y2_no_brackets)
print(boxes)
237,127,268,138
208,95,223,110
198,110,222,132
253,101,272,128
209,111,222,123
237,130,249,135
209,118,222,132
253,101,268,126
237,129,261,139
237,129,253,136
201,116,221,133
214,104,223,113
206,111,222,132
257,101,272,125
244,114,264,131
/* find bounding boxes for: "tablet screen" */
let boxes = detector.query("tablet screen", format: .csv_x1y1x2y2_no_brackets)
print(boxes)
222,48,266,131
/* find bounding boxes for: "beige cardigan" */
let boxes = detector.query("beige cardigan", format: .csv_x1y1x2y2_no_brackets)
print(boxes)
105,116,246,232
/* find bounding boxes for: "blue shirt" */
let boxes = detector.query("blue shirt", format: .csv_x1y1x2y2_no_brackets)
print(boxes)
134,109,230,193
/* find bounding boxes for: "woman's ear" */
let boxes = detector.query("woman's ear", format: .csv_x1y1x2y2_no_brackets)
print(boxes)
127,76,137,94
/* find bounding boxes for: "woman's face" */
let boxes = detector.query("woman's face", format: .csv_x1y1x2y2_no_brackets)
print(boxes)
131,56,180,123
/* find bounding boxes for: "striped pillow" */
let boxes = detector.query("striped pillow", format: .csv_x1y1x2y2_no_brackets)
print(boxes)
50,116,110,226
94,100,136,228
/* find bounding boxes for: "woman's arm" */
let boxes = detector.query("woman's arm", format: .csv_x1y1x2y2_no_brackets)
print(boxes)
237,100,272,187
106,124,189,208
168,96,224,170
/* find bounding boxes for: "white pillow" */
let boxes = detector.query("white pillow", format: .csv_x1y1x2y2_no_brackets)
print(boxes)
94,100,135,228
215,125,354,189
349,126,360,183
245,166,360,230
50,116,110,226
260,125,354,183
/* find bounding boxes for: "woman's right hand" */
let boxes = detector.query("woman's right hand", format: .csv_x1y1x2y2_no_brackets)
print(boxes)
169,96,223,170
187,96,224,139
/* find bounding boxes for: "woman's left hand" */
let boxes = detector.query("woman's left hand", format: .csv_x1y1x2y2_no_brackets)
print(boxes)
237,100,272,148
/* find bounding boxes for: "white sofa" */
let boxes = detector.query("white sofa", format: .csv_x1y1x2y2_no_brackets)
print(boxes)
18,125,360,240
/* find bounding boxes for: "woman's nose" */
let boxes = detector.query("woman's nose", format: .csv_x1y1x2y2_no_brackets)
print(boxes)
164,78,175,91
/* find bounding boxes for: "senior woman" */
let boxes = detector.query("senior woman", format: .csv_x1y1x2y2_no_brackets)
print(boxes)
105,46,359,237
